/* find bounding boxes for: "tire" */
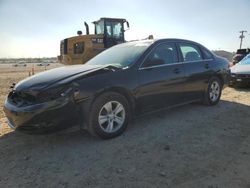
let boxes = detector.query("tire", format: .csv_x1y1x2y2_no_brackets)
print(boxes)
203,77,222,106
87,92,130,139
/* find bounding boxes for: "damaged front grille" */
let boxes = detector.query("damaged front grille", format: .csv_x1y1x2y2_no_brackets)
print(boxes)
7,86,72,107
8,91,36,107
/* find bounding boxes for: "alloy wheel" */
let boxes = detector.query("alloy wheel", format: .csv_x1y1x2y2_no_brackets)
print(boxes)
209,81,220,102
98,101,126,133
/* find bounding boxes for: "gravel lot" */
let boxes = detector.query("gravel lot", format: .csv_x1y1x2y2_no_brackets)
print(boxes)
0,67,250,187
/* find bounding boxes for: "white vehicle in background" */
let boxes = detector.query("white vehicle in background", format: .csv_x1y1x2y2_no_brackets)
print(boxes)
230,54,250,86
13,61,27,67
37,61,50,66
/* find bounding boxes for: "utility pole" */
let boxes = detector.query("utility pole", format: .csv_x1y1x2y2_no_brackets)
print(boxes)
239,30,247,49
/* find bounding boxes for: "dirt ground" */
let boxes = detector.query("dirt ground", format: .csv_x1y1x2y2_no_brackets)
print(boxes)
0,65,250,187
0,63,62,120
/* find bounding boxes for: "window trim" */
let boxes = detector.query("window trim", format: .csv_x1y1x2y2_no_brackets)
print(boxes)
139,59,213,70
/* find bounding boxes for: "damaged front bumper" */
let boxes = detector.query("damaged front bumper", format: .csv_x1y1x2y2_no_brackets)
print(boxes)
3,95,81,133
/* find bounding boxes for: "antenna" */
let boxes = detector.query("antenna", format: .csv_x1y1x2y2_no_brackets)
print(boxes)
239,30,247,49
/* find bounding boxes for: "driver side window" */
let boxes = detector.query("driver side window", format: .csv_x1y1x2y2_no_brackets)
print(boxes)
142,43,178,68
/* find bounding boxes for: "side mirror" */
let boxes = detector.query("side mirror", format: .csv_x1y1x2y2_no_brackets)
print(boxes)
126,21,130,29
123,21,130,32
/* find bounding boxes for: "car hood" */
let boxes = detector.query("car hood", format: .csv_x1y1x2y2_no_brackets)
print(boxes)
14,65,108,92
230,64,250,74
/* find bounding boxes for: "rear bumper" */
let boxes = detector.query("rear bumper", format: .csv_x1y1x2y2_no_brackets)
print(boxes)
3,96,80,133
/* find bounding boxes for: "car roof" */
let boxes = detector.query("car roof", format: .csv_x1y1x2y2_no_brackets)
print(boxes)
156,38,200,43
124,38,204,48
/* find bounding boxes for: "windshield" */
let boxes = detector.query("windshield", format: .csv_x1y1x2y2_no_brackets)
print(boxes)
239,54,250,65
86,41,153,68
106,21,123,39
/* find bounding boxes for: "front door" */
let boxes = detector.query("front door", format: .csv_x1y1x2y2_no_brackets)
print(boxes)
136,42,187,113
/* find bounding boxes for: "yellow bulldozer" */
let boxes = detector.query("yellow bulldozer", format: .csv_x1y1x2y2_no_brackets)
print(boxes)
58,17,130,65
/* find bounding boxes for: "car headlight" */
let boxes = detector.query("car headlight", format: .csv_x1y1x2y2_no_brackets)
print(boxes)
38,86,73,102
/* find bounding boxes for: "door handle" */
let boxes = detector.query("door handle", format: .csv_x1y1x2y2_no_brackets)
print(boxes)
204,63,210,69
173,68,180,74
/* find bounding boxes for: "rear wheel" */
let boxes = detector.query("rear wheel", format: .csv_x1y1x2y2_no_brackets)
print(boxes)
87,92,130,139
203,77,222,105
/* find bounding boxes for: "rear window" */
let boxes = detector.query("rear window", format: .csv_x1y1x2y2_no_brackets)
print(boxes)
201,48,213,59
179,43,202,62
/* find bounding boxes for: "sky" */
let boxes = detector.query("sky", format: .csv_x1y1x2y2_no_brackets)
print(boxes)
0,0,249,58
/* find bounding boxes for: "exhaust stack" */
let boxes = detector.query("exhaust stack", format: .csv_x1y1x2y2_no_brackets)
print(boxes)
84,22,89,35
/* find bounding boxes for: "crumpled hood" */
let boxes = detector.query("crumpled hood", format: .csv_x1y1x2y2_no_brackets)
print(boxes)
230,64,250,74
14,65,106,92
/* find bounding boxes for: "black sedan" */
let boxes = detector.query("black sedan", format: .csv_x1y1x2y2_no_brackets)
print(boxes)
3,39,230,139
230,54,250,86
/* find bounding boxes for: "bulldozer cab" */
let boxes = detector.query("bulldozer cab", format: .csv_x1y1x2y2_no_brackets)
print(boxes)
93,18,129,48
58,17,129,65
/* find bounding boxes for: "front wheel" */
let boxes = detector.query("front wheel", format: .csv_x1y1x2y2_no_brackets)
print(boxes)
87,92,130,139
203,77,222,106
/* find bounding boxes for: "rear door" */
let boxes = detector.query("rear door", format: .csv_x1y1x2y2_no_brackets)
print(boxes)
136,42,187,112
177,42,213,101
